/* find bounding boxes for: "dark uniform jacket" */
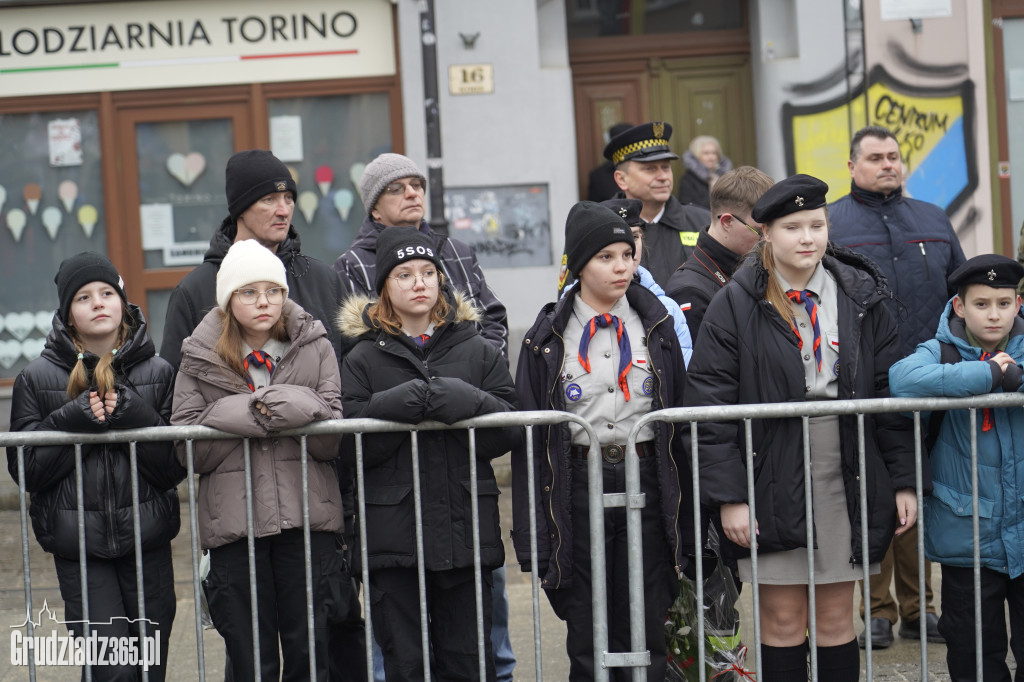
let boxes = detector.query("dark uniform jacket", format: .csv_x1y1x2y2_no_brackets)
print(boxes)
642,196,711,288
337,289,520,572
684,244,927,565
828,183,966,359
334,215,509,360
665,227,746,340
160,217,345,369
675,170,711,209
511,282,694,590
8,306,184,559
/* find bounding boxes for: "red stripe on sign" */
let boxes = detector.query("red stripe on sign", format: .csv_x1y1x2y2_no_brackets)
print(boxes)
242,49,359,60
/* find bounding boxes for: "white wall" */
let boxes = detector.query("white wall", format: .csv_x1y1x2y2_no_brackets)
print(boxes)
396,0,578,360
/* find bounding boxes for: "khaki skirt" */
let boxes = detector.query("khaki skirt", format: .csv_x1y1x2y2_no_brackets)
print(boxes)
738,414,880,585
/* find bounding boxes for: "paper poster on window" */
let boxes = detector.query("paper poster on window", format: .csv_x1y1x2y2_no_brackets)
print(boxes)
48,118,83,167
270,116,304,162
139,203,175,251
880,0,952,21
164,241,209,266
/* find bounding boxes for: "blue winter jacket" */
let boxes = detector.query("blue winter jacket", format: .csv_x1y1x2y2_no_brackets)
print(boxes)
829,184,966,359
889,301,1024,577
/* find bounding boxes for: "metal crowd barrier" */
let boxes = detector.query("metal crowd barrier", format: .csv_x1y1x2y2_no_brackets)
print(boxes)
5,394,1024,681
628,392,1024,682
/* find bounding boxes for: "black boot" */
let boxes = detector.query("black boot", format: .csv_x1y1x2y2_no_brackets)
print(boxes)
759,640,809,682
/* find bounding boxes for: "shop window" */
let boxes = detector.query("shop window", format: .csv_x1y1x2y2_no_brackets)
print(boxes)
565,0,744,38
0,109,104,380
266,92,391,260
136,118,237,270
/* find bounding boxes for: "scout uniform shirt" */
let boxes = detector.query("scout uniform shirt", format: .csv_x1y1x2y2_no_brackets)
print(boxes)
560,294,656,447
778,263,840,399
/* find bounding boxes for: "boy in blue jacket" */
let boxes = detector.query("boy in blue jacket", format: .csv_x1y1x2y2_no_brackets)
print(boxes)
889,254,1024,681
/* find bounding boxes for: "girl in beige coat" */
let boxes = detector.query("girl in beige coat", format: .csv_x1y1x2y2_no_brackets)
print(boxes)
171,240,344,682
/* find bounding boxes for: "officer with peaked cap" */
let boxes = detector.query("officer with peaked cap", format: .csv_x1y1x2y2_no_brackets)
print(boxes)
605,122,711,288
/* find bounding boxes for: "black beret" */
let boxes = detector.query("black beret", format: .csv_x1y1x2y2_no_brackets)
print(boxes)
599,198,644,227
565,201,635,277
751,174,829,224
603,122,679,165
948,254,1024,291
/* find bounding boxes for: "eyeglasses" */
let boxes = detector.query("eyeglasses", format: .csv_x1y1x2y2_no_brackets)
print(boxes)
719,213,762,237
234,287,286,305
390,270,439,290
383,178,425,196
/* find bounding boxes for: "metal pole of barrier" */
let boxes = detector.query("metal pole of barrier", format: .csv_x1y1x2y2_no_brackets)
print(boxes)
300,436,317,678
743,419,760,677
75,442,93,682
689,423,706,682
128,441,150,682
524,425,544,680
16,446,38,682
802,417,818,681
243,439,262,682
410,431,431,681
588,437,610,682
913,413,928,673
970,409,982,680
185,440,207,680
466,428,487,681
626,435,648,681
355,433,375,682
858,414,872,681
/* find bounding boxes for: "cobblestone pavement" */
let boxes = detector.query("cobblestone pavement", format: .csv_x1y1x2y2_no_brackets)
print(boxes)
0,471,988,680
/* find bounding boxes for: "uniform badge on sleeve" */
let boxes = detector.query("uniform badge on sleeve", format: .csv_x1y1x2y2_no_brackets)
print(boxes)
566,383,582,402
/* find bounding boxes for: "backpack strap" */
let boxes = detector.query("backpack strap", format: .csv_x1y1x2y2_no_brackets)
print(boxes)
924,341,961,452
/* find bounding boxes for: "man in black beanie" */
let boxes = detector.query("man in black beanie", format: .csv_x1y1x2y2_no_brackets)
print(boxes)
161,149,345,369
159,150,366,681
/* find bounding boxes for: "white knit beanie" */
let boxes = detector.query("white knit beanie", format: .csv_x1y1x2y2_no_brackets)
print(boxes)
358,153,427,213
216,239,288,311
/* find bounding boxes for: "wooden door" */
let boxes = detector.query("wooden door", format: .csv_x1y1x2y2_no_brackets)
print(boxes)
110,90,254,345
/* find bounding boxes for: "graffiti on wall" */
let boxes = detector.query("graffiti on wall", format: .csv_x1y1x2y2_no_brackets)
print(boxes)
782,64,978,217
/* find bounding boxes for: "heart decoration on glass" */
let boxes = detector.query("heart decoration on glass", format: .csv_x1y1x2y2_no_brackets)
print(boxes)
166,152,207,187
5,311,35,341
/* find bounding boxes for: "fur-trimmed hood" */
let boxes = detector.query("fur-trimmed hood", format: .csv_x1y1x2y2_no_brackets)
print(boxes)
336,286,480,340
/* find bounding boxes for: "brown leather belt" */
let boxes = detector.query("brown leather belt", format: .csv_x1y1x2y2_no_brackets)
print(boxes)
569,441,654,464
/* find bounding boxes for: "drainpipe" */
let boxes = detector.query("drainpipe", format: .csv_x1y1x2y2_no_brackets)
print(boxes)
419,0,448,235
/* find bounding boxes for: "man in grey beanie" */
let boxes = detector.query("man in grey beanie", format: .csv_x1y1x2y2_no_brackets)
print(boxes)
334,152,508,359
334,152,516,682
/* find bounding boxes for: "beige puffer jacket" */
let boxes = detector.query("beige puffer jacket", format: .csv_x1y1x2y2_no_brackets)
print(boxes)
171,300,343,549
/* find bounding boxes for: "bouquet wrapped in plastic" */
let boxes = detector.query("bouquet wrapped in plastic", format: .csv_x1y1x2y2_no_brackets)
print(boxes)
665,528,751,681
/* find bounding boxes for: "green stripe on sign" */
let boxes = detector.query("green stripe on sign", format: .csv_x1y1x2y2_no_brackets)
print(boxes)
1,62,119,74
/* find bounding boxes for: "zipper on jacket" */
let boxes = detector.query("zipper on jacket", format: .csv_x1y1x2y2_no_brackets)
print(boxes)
105,449,119,556
646,314,684,574
544,326,570,589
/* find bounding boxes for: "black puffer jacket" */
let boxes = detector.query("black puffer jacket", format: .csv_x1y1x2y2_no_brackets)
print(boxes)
337,288,520,572
7,305,184,560
160,217,345,369
684,244,925,565
512,282,694,590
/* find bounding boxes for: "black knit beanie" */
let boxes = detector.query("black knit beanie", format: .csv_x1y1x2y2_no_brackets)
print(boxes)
55,252,127,323
374,227,442,294
564,201,635,276
225,149,298,221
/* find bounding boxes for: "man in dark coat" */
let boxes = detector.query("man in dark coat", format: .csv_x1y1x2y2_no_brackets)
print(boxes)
605,121,711,287
160,149,346,370
333,153,508,361
829,125,965,650
665,166,774,339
